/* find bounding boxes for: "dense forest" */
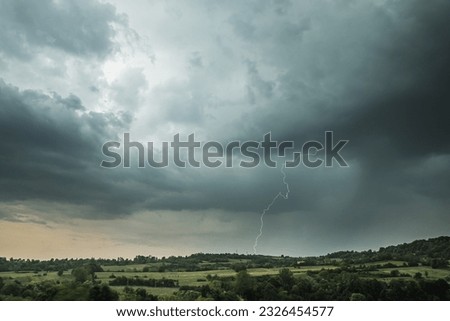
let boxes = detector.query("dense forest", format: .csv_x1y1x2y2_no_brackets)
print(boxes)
0,236,449,301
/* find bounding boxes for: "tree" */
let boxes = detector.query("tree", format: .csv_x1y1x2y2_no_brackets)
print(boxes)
235,270,256,300
390,270,400,277
135,288,148,300
85,263,104,274
420,279,449,300
231,263,247,272
57,270,64,277
89,284,119,301
1,281,23,297
72,267,89,283
35,281,58,300
259,282,281,300
278,268,295,291
430,258,448,269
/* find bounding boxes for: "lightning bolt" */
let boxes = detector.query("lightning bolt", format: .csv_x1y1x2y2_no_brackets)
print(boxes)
253,165,290,254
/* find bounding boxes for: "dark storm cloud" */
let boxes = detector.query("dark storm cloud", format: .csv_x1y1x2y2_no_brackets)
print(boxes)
0,0,125,59
326,0,450,165
214,1,450,229
0,0,449,249
0,80,273,217
248,0,450,161
0,80,172,217
142,0,450,219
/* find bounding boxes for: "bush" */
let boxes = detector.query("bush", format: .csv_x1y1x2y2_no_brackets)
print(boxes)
89,284,119,301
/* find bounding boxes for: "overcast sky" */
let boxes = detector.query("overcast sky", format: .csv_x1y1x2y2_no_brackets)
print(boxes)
0,0,449,259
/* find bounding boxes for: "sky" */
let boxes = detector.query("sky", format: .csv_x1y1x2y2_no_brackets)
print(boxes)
0,0,449,259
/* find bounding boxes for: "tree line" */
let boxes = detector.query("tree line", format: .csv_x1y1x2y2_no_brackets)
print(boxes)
1,236,448,273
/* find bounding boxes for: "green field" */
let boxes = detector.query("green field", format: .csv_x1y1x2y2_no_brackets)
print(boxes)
1,237,449,300
3,260,447,300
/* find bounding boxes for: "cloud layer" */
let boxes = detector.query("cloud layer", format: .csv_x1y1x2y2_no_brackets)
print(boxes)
0,0,449,257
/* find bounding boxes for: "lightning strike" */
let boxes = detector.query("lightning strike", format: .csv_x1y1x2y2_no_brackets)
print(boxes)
253,165,290,254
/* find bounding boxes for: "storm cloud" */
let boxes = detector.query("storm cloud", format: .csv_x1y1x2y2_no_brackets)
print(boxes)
0,0,449,257
0,0,126,59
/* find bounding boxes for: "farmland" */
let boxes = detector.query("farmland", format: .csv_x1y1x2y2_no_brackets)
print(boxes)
0,236,449,300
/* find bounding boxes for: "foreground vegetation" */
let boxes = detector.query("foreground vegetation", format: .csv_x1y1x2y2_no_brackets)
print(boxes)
1,236,449,300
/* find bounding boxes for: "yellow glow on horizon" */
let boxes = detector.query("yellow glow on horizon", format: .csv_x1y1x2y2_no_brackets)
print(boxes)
0,220,175,260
